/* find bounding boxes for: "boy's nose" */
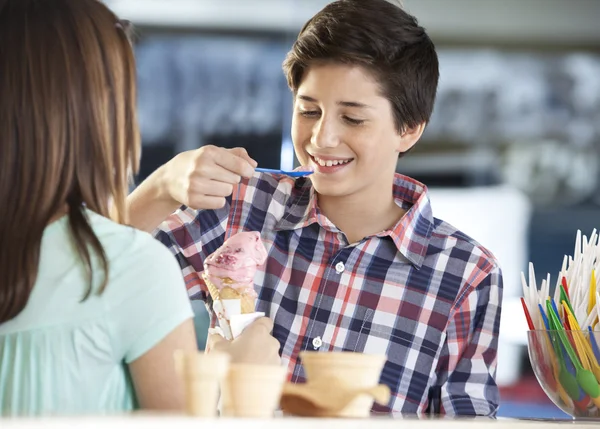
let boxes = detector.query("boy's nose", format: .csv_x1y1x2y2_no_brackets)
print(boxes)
311,119,339,148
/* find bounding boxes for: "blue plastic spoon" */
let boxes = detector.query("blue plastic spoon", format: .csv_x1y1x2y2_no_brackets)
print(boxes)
255,168,314,177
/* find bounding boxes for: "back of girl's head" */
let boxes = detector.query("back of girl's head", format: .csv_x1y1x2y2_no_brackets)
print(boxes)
0,0,140,322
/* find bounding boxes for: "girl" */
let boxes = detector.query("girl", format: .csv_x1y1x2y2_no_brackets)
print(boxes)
0,0,197,415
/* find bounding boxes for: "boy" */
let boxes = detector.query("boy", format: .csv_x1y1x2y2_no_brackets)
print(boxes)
128,0,503,416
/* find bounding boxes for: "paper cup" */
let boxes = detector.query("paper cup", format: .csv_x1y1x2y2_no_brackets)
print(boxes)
220,364,287,418
174,350,230,417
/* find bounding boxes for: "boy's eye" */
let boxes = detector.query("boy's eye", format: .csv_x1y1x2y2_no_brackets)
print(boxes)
344,116,365,126
298,110,364,126
299,110,320,118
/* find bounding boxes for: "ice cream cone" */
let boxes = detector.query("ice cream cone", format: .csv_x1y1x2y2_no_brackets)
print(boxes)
174,350,230,417
202,231,266,339
203,231,265,310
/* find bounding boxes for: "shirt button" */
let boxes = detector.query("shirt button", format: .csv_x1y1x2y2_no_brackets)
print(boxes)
312,336,323,350
335,262,345,274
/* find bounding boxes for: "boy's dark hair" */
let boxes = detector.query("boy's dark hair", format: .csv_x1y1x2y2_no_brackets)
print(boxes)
283,0,439,133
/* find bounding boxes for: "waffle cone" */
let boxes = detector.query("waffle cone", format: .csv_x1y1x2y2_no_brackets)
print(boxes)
202,272,256,314
202,272,221,302
240,294,256,314
219,286,256,314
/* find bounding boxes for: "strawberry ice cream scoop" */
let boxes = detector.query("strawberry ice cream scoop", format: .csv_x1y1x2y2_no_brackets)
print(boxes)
204,231,267,290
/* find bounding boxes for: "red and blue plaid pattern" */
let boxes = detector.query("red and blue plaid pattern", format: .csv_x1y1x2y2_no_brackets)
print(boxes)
155,172,503,416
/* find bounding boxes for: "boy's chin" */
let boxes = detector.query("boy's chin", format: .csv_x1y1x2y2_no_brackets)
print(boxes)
312,181,355,199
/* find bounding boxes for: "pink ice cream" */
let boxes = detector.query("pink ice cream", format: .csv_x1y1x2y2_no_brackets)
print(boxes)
203,231,267,298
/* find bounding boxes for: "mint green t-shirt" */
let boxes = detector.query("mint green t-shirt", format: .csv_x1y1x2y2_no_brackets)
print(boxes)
0,210,194,416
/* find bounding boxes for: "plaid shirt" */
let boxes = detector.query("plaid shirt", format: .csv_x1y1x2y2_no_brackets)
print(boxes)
155,172,503,416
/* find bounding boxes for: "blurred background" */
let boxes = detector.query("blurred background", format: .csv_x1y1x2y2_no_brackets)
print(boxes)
105,0,600,419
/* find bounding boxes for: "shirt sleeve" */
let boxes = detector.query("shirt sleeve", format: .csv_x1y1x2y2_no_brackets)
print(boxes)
430,264,503,416
107,235,195,363
153,202,231,301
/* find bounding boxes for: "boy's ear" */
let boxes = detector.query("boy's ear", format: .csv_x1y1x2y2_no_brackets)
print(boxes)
396,122,425,153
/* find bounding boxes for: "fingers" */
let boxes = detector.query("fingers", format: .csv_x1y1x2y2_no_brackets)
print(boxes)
228,147,258,168
190,162,242,186
210,147,255,178
188,177,234,199
174,146,259,210
206,333,227,353
267,352,282,367
247,316,275,334
194,147,255,183
183,176,235,210
185,195,227,211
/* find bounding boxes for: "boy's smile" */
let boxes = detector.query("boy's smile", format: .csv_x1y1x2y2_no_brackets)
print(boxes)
308,153,354,174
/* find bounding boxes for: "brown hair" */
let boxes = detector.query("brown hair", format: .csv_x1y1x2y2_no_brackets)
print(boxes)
283,0,439,132
0,0,140,323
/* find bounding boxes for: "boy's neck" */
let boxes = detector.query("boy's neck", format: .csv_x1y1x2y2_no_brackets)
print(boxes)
316,183,406,245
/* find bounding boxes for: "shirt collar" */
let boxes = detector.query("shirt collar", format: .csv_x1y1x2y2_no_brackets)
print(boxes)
274,174,434,268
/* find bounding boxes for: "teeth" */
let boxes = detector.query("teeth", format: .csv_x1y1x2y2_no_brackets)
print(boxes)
314,157,351,167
